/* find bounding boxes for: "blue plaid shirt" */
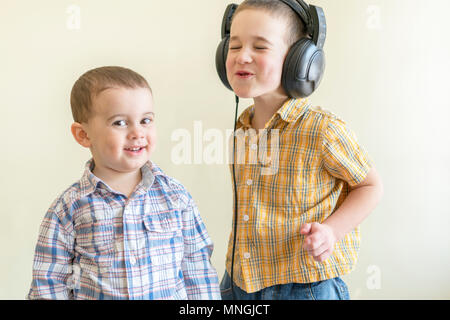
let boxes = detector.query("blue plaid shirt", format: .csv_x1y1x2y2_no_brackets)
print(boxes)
28,159,220,300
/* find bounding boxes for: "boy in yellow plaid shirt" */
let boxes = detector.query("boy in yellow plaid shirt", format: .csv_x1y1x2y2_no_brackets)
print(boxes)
216,0,383,300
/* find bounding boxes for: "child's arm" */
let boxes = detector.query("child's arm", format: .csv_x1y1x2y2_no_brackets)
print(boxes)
301,167,383,262
300,116,383,263
180,196,221,300
28,206,74,300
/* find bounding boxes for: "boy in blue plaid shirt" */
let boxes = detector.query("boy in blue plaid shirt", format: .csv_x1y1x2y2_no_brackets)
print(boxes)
28,66,220,300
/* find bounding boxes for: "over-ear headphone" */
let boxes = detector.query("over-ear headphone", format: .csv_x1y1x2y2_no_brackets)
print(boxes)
215,0,327,98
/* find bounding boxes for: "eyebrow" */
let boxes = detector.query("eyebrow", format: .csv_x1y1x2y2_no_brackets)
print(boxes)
229,36,273,45
107,112,155,122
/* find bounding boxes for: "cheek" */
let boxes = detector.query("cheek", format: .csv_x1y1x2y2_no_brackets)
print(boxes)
103,132,124,151
148,128,157,144
148,129,157,153
261,53,283,71
225,55,233,77
258,56,284,82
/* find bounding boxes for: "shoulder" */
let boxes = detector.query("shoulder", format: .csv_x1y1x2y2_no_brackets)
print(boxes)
299,105,352,136
150,162,193,207
304,105,342,124
44,180,84,231
287,104,345,139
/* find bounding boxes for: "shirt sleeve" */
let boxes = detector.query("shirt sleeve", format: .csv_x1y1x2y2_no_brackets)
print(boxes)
322,116,373,187
180,196,221,300
27,202,75,300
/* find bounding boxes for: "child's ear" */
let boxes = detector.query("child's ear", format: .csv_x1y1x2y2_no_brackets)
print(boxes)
71,122,91,148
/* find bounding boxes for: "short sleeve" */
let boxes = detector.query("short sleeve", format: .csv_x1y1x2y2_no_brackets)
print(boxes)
322,117,373,187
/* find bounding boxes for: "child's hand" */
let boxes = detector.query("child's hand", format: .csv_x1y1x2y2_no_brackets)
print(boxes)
300,222,337,263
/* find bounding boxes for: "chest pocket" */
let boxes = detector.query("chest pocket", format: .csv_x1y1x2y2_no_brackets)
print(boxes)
143,210,184,267
74,208,115,272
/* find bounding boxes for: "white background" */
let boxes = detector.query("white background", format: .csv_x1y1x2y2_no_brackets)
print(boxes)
0,0,449,299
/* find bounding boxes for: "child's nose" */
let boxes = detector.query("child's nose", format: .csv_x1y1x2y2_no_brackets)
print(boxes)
236,48,252,64
128,125,144,139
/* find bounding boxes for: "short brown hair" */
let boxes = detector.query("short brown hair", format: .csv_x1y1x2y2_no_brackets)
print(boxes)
70,66,152,123
233,0,307,47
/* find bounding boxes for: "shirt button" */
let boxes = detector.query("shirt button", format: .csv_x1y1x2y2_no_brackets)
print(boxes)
243,215,249,222
244,252,251,259
130,256,136,266
246,179,253,186
250,143,258,150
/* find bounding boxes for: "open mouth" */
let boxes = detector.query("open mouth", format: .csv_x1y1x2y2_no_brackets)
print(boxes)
124,146,146,153
236,71,254,78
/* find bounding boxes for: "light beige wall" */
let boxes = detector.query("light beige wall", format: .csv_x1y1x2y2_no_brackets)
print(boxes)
0,0,449,299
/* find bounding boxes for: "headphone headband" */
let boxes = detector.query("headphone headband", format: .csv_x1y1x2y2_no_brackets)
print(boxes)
220,4,238,39
280,0,326,49
221,1,325,49
279,0,312,36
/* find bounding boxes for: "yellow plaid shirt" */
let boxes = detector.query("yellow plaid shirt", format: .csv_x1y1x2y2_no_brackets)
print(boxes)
226,98,373,293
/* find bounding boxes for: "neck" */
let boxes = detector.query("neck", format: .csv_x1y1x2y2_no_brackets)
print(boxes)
252,92,289,130
92,165,142,198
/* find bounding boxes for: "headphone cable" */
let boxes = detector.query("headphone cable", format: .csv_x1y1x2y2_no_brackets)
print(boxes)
230,94,239,299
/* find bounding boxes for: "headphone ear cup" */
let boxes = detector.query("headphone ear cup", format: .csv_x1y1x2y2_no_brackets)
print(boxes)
282,38,325,98
215,36,232,91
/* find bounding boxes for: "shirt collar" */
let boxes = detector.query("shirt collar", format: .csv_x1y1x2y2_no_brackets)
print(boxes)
135,161,156,195
78,159,160,197
78,159,103,197
276,98,310,123
237,98,310,129
237,106,253,129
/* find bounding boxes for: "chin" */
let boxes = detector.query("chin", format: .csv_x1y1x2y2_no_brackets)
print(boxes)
236,93,255,99
231,87,258,99
121,159,148,171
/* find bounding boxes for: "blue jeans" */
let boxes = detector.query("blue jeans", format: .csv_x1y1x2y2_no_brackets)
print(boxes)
220,272,350,300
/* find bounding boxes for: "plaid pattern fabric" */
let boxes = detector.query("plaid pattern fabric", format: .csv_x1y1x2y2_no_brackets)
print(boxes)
226,98,373,293
28,160,220,300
